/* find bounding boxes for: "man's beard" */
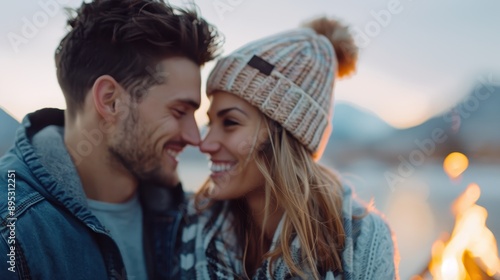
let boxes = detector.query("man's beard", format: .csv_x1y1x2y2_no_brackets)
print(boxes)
108,114,179,187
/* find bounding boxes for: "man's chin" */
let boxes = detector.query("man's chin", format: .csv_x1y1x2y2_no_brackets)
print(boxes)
163,174,180,188
140,170,179,188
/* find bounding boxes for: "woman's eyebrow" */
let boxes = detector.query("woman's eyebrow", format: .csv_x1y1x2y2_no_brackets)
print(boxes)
216,107,248,117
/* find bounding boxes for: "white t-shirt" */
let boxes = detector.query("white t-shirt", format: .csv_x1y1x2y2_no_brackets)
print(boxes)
87,194,147,280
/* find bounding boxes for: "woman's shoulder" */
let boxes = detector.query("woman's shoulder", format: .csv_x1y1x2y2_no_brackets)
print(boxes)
341,185,395,247
347,200,400,279
352,200,392,236
354,208,395,251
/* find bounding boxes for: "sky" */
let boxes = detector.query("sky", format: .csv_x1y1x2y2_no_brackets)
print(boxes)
1,0,500,128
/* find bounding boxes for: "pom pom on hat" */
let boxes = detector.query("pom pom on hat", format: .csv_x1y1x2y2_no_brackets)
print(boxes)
303,17,358,78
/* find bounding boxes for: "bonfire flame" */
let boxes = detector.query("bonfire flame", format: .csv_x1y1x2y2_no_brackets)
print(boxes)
428,180,500,279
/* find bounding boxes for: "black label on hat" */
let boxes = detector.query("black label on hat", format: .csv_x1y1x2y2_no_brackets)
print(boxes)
247,55,275,76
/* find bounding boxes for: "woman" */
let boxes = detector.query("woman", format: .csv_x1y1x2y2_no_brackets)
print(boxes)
180,17,399,279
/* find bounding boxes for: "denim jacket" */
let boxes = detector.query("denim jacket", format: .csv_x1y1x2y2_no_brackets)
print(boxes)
0,108,185,279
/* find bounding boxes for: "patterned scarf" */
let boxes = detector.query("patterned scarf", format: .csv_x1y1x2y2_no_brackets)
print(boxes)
179,186,361,280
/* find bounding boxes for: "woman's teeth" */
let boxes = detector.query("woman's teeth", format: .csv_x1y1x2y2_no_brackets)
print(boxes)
210,162,234,172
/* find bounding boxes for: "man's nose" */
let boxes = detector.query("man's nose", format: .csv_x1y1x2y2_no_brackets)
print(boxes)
182,116,201,146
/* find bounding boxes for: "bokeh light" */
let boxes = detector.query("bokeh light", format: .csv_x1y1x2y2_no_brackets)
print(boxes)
443,152,469,180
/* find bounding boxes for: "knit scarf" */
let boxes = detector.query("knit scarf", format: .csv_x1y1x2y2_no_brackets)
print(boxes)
179,187,359,280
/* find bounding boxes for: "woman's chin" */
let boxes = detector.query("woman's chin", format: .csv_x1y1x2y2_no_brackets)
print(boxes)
207,180,234,200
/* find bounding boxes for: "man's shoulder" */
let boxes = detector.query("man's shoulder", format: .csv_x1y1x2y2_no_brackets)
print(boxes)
0,176,53,227
0,154,111,279
0,152,48,219
0,198,109,279
0,158,77,236
0,179,99,250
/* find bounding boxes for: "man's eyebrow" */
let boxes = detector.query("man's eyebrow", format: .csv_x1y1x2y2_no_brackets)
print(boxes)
216,107,248,117
176,98,200,109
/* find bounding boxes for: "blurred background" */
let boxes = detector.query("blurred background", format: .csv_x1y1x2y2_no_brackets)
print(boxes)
1,0,499,279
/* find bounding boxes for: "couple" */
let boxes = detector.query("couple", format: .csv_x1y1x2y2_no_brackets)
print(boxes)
0,0,398,279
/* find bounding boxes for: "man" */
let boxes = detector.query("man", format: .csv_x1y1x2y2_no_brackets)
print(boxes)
0,0,221,279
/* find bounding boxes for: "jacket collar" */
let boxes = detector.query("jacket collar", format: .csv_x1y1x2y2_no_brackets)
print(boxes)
17,108,106,230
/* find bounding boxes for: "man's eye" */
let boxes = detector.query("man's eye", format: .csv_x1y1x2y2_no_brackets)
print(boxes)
172,109,186,118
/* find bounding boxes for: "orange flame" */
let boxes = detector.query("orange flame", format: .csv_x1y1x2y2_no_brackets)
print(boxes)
428,183,500,279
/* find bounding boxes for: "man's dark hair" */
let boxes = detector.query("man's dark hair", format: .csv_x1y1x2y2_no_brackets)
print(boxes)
55,0,221,115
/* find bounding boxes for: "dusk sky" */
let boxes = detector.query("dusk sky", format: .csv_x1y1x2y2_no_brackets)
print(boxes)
1,0,499,128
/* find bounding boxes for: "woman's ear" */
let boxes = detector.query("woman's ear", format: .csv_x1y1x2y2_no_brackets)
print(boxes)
92,75,123,121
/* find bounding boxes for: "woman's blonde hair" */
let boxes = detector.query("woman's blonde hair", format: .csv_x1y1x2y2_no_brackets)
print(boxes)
195,117,345,279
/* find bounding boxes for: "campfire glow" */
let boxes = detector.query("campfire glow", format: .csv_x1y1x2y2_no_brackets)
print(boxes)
429,183,500,279
423,153,500,279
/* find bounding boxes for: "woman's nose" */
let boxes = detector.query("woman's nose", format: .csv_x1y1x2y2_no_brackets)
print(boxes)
199,129,220,154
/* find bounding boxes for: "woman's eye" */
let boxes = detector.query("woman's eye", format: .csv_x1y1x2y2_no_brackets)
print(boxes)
223,119,238,126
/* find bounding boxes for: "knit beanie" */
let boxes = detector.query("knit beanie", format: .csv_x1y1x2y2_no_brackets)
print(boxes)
207,17,358,159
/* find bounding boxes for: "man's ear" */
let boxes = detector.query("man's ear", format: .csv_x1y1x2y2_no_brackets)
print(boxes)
92,75,123,120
